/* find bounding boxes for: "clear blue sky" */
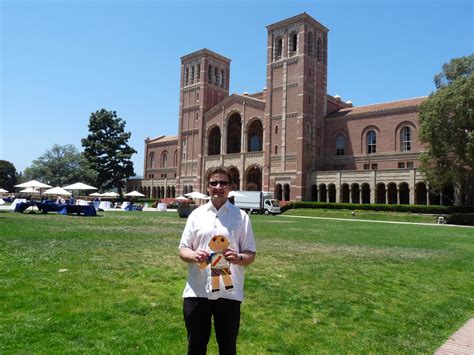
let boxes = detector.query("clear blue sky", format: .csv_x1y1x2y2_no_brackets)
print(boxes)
1,0,472,176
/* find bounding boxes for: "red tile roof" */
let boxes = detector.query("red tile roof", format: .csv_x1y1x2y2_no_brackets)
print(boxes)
327,97,427,119
149,135,178,144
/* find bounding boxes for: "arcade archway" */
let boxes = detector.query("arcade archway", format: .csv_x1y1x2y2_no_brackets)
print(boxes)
245,165,262,190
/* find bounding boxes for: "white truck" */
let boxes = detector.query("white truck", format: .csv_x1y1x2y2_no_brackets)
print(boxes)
232,191,281,215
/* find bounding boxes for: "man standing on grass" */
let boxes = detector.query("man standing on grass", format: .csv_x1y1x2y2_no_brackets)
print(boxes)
179,166,256,354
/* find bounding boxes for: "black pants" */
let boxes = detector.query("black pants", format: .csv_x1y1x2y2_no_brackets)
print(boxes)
183,297,241,355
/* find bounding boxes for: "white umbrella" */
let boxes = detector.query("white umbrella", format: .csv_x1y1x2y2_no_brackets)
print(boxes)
19,187,40,194
125,191,145,197
89,192,102,197
0,188,9,193
15,180,52,189
184,191,209,199
101,192,120,198
63,182,98,199
43,186,72,196
175,196,189,200
63,182,97,190
228,191,245,198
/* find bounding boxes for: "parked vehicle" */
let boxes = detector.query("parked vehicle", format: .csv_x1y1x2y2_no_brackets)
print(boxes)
232,191,281,215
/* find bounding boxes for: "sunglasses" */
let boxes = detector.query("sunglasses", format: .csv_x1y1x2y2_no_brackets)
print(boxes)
208,180,229,187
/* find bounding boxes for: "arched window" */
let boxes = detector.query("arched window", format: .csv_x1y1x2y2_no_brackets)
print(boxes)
387,183,397,204
275,125,278,134
174,150,178,166
400,126,411,151
317,37,322,62
341,184,350,203
161,152,168,168
208,65,212,83
208,126,221,155
184,67,189,86
228,167,240,191
246,165,262,191
336,134,345,155
311,185,318,201
221,70,225,87
274,145,278,154
274,37,283,60
289,32,297,56
361,183,371,204
214,67,219,85
196,64,201,82
247,120,263,152
308,32,314,56
182,138,187,160
283,184,290,201
367,130,377,154
415,182,427,205
190,66,195,85
351,183,360,204
328,184,336,203
319,184,327,202
148,152,155,169
399,182,410,204
275,184,282,201
226,113,242,154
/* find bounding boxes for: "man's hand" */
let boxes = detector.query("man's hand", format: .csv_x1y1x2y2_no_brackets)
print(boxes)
179,247,209,264
224,248,240,264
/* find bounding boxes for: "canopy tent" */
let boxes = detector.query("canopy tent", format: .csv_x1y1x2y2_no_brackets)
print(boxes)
43,186,72,196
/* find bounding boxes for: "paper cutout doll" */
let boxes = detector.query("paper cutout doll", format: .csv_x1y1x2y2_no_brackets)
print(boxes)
199,235,233,292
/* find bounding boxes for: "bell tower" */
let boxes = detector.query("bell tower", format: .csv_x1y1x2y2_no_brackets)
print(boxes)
263,13,329,200
176,49,231,194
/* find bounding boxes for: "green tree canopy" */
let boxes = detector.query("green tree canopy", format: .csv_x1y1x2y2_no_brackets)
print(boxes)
419,54,474,206
0,160,18,192
23,144,97,187
81,109,137,194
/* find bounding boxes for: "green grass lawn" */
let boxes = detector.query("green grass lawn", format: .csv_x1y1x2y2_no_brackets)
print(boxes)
1,210,473,353
283,207,439,223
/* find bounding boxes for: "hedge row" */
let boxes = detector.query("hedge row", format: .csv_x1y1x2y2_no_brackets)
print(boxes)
282,202,474,215
445,213,474,226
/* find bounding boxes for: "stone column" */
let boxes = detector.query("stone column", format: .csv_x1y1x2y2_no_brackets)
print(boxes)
370,170,376,204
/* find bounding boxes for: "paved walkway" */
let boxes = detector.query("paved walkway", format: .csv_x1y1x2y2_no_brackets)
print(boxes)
435,318,474,354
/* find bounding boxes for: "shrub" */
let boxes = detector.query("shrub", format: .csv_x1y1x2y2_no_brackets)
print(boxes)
283,202,474,215
446,213,474,226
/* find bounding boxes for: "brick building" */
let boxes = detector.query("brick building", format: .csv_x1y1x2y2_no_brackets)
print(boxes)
128,12,454,206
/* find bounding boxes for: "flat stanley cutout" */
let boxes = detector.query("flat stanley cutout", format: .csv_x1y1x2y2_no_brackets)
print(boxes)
199,235,234,292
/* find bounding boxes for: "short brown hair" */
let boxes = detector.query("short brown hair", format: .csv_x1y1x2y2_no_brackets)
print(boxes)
206,166,231,183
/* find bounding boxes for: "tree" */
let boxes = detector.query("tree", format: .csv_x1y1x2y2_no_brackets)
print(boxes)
81,109,137,194
419,55,474,206
0,160,18,192
23,144,97,187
